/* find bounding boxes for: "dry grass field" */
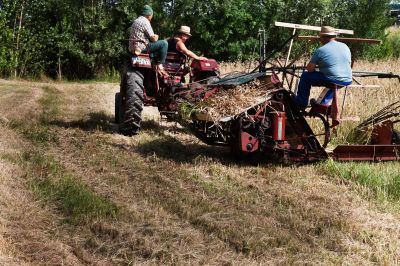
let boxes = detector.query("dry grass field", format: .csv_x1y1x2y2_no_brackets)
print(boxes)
0,60,400,265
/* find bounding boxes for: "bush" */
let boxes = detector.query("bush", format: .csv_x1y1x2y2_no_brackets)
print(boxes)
386,28,400,58
362,27,400,59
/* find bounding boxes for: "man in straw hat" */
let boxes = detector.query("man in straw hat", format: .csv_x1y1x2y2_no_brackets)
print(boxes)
167,26,208,61
294,25,352,108
129,5,169,77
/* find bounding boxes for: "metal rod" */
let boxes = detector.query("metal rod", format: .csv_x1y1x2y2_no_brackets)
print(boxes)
285,28,296,66
258,28,265,72
297,36,381,44
352,71,400,79
263,30,266,66
341,86,348,118
252,32,298,73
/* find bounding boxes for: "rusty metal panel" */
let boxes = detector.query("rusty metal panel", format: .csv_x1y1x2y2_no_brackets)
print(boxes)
331,145,400,161
371,121,393,145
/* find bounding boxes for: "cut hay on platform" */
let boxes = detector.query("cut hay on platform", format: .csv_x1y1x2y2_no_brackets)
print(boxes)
196,78,276,122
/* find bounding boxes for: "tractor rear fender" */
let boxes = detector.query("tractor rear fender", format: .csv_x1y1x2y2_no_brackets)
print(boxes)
131,54,152,69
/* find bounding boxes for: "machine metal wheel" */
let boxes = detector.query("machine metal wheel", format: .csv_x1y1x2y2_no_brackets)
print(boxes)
393,129,400,144
304,113,330,148
119,69,144,136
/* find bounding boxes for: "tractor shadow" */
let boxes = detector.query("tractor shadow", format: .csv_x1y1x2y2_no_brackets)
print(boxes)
49,112,291,166
133,136,234,164
140,120,188,134
134,126,286,166
49,111,187,135
50,112,117,133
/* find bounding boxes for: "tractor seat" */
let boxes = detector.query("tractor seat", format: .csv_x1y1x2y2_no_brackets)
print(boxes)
310,81,344,107
312,80,344,89
312,81,344,104
308,81,345,128
166,52,186,63
163,52,188,77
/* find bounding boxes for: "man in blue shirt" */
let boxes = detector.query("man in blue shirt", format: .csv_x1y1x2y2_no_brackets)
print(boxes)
294,26,352,108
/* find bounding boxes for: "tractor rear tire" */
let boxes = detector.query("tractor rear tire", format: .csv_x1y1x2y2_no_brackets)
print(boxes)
115,92,122,123
119,70,144,136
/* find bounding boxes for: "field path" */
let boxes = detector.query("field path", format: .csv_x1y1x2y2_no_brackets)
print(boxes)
1,79,400,264
0,81,84,265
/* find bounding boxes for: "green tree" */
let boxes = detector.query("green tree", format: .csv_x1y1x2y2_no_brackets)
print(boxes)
0,0,13,76
0,0,394,79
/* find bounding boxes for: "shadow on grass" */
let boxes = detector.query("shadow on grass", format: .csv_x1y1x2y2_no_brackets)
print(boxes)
131,135,286,167
50,112,286,166
51,112,187,135
134,136,233,164
50,112,116,133
140,120,188,134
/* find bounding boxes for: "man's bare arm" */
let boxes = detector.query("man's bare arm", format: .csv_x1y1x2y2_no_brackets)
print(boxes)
177,41,207,61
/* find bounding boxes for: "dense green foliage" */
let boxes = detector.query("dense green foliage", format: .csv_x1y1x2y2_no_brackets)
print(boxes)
367,27,400,59
0,0,393,79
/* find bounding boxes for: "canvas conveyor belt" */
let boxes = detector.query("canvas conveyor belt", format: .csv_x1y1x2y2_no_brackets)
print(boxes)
188,72,277,123
211,72,267,86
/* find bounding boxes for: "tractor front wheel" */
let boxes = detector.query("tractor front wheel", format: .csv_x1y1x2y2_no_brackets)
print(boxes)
119,70,144,136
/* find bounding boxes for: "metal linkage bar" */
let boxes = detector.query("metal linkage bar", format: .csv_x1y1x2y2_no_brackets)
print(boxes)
352,71,400,80
297,36,381,44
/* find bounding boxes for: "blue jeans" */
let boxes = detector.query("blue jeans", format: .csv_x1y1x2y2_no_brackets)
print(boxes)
294,71,352,107
145,40,168,64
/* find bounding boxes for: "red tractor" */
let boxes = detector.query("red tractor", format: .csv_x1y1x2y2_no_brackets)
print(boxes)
115,29,400,163
115,52,219,136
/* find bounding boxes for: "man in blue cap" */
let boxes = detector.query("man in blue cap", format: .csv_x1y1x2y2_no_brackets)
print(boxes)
129,5,168,76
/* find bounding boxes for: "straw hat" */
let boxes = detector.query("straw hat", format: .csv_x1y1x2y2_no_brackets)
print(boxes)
319,26,338,36
177,26,192,36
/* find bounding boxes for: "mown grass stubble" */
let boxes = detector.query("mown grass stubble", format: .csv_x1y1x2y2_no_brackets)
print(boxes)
2,58,400,265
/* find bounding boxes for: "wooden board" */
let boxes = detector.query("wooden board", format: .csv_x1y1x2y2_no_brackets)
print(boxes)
275,21,354,35
297,35,381,44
